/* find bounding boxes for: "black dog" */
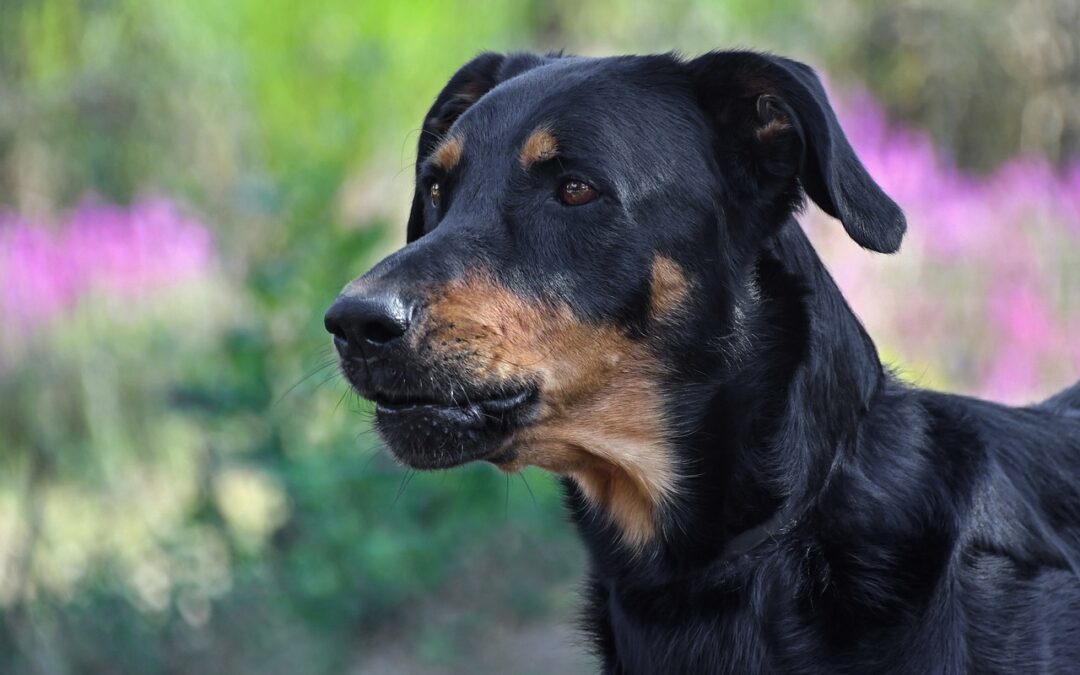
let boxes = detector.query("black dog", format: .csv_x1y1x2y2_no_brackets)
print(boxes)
324,50,1080,673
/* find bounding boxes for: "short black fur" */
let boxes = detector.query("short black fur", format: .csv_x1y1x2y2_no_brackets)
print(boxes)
326,49,1080,674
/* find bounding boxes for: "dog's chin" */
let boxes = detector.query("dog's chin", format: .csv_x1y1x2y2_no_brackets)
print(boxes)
369,387,539,469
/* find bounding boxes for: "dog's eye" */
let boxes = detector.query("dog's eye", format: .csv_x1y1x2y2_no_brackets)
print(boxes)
430,182,442,207
558,179,597,206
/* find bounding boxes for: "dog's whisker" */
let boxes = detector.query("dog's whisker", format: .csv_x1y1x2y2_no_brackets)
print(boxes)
274,360,340,406
333,387,352,414
517,472,538,510
504,473,510,520
392,469,417,508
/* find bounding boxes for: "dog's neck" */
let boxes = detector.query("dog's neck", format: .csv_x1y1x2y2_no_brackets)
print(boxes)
691,223,884,550
570,218,887,573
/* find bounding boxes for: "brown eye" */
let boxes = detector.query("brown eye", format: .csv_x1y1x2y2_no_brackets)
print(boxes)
558,179,597,206
430,181,441,207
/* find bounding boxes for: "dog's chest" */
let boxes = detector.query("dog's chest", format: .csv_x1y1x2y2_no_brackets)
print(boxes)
601,575,775,673
595,565,949,674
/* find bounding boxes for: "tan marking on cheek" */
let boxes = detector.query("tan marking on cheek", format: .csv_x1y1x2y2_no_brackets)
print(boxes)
649,255,691,318
503,372,674,550
423,273,677,550
519,126,558,170
431,136,463,172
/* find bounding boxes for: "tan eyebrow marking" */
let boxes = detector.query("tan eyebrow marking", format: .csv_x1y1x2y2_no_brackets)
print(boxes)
431,136,463,172
519,126,558,169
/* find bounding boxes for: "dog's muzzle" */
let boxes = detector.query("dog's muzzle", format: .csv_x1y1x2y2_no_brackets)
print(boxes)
324,285,539,468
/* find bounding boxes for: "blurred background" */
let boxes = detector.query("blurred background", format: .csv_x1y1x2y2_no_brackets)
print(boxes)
1,1,1078,673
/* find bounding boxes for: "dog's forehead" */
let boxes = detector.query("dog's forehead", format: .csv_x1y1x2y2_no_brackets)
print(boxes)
453,57,691,158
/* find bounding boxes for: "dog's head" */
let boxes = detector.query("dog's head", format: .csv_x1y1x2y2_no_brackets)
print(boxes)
325,51,904,547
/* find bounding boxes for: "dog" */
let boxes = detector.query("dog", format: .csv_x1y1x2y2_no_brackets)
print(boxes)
324,50,1080,673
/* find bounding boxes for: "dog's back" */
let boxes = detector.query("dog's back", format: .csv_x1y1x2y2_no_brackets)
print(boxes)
913,387,1080,672
1040,380,1080,417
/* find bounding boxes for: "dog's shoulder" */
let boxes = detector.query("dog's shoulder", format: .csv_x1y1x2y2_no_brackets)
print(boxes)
909,388,1080,669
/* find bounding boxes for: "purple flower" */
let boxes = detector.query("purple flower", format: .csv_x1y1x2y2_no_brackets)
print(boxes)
807,91,1080,403
0,197,214,339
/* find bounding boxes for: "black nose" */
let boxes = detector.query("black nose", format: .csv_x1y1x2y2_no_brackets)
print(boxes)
324,291,414,355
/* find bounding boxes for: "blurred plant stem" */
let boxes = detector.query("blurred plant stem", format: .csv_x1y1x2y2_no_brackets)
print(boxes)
4,444,50,674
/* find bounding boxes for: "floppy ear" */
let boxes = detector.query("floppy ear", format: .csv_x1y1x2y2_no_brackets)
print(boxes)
406,52,555,243
406,52,504,242
688,51,906,253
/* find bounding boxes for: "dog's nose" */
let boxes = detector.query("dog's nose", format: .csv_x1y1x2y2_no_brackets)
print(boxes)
324,291,414,355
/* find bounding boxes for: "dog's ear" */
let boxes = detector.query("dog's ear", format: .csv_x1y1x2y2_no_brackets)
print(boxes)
406,52,554,242
688,51,906,253
406,52,504,242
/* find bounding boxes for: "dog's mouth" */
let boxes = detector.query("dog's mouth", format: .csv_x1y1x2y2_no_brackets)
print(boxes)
367,384,540,469
371,387,534,418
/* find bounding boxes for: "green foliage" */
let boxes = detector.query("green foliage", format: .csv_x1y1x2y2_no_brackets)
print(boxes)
0,1,584,672
4,0,1074,671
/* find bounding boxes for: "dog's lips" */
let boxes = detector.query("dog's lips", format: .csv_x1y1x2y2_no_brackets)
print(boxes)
372,388,535,425
368,385,540,469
